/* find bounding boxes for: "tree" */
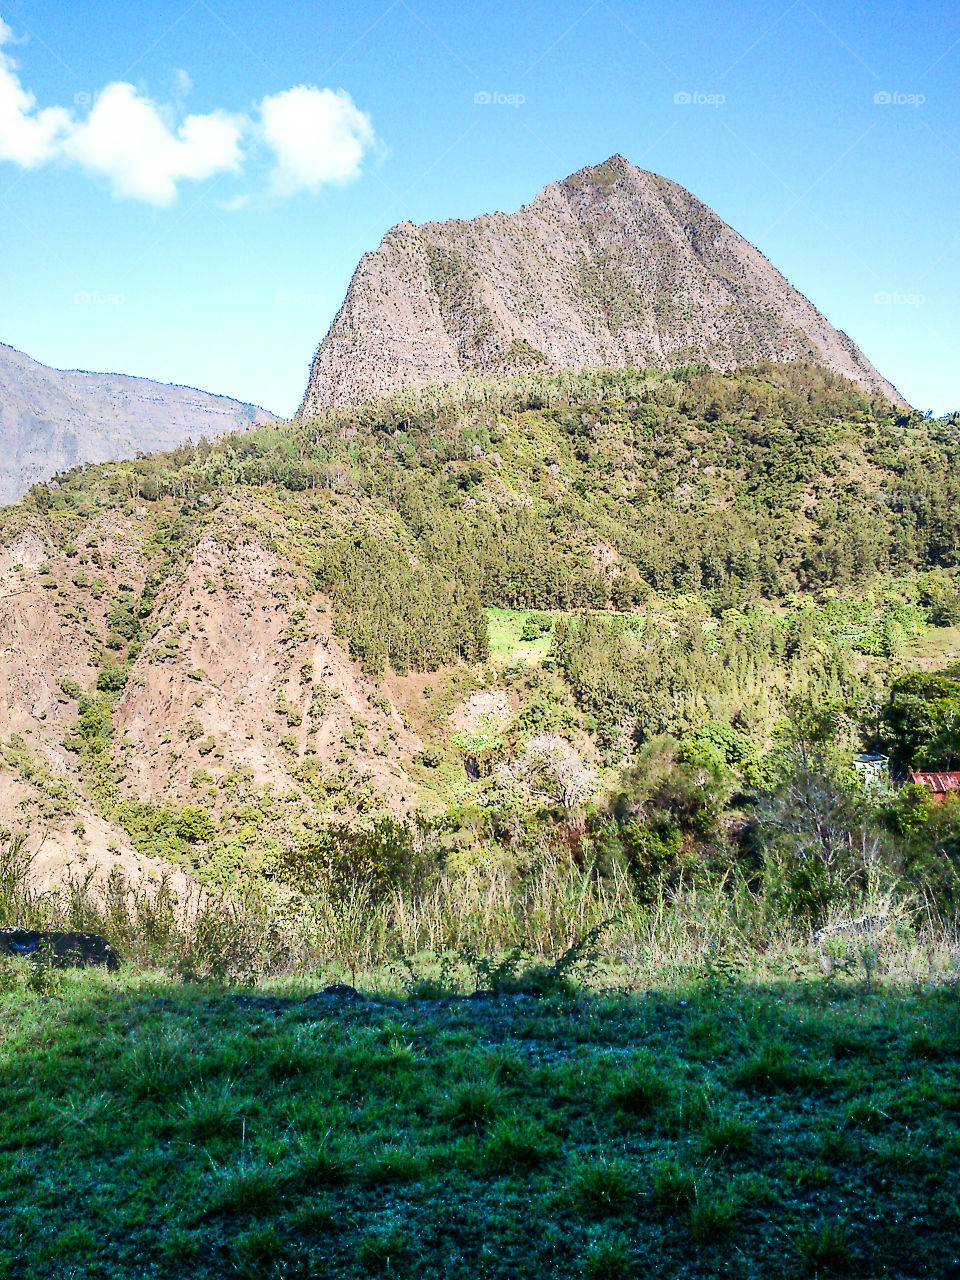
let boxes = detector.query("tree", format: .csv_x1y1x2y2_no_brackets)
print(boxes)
513,734,597,810
882,669,960,769
756,741,886,922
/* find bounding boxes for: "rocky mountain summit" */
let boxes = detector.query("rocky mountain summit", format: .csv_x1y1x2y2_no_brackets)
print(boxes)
299,154,903,416
0,342,274,506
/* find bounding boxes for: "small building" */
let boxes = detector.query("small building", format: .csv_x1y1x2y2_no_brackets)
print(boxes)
852,752,890,790
910,771,960,803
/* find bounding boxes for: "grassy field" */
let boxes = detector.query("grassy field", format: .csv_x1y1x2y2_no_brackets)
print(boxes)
1,964,958,1279
485,608,557,665
904,622,960,669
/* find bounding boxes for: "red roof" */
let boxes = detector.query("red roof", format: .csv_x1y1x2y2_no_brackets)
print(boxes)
911,771,960,794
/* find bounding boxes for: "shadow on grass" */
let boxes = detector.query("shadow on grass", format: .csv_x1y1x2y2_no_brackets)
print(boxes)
0,966,957,1280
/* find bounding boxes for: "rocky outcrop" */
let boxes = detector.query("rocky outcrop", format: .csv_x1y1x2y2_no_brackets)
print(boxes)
0,342,275,506
298,154,904,415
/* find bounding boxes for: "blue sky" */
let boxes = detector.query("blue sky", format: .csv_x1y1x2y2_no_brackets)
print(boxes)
0,0,957,416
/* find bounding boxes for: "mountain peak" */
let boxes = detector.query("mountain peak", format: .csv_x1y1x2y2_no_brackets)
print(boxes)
298,158,904,417
570,153,635,177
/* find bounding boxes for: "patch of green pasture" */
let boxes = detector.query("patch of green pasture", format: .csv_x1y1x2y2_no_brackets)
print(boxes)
0,966,957,1278
905,622,960,668
485,607,558,664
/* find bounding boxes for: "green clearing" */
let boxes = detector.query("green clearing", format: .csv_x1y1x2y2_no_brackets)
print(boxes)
905,622,960,669
0,966,957,1279
485,607,558,665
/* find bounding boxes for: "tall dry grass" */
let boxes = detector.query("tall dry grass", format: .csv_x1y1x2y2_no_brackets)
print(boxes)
2,833,957,987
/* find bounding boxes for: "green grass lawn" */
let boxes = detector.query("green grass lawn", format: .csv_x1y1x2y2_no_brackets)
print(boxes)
905,623,960,669
1,966,958,1278
485,608,557,665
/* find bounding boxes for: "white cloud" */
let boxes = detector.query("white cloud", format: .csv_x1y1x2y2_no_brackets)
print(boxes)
0,18,70,167
172,68,193,101
259,85,375,196
63,82,243,205
0,22,375,204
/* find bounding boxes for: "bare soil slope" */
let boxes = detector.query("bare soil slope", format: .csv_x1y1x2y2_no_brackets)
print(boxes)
0,504,423,882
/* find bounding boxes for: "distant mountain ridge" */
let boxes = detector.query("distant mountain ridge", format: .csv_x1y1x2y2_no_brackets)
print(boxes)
0,342,275,506
298,154,904,416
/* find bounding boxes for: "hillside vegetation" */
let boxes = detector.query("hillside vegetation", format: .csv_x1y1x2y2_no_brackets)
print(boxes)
3,362,960,1279
1,361,959,927
14,361,959,668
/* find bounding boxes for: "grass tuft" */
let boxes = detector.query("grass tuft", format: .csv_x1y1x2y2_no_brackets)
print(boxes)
689,1191,738,1243
569,1159,633,1218
205,1163,281,1216
443,1082,501,1131
483,1116,554,1174
580,1234,634,1278
607,1064,674,1117
174,1080,243,1140
362,1147,426,1185
732,1042,834,1094
699,1115,756,1157
290,1144,350,1189
357,1230,412,1273
649,1159,697,1213
796,1221,853,1274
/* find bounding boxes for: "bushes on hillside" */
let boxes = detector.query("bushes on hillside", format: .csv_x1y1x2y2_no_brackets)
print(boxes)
882,667,960,769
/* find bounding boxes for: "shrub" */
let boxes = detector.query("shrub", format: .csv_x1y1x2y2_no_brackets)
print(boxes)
96,666,128,694
520,612,552,642
279,818,438,900
175,806,217,844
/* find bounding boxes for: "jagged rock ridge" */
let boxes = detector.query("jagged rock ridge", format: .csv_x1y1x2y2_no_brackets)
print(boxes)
298,154,903,415
0,342,275,506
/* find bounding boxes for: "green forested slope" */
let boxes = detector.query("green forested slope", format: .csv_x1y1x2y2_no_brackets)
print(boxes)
4,361,960,901
14,361,960,679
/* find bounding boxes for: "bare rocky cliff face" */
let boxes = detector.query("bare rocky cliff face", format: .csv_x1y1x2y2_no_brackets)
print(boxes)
298,154,903,416
0,342,275,507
